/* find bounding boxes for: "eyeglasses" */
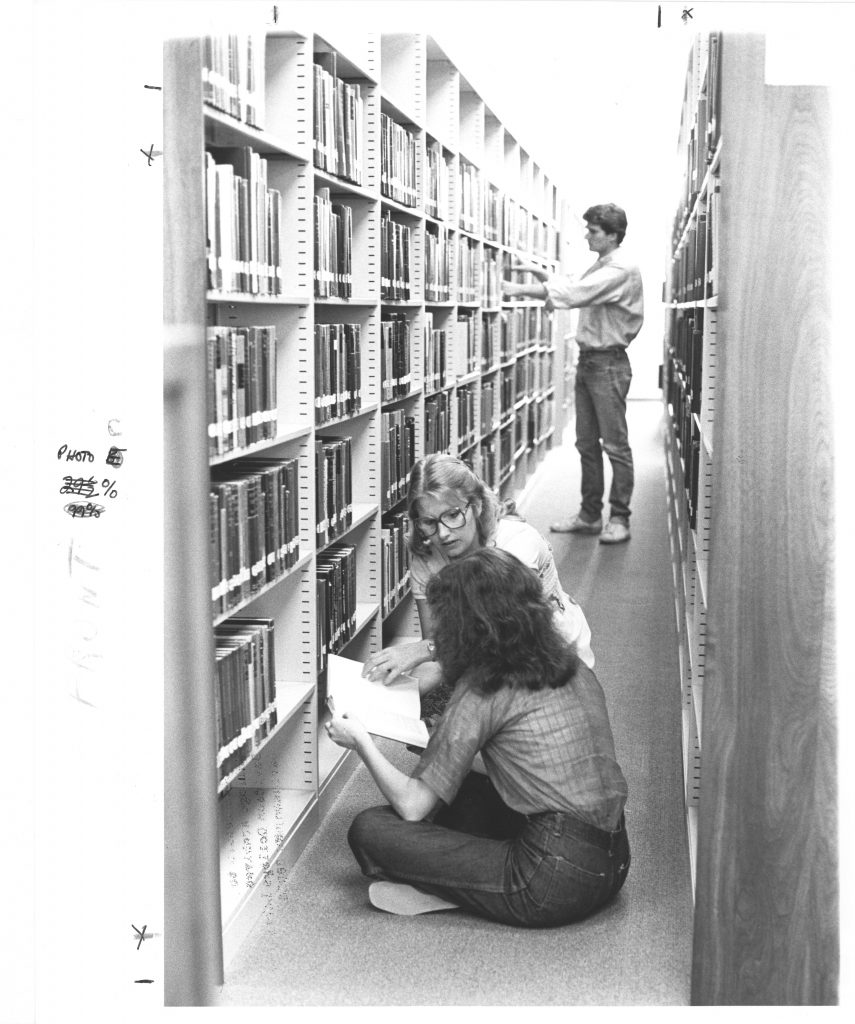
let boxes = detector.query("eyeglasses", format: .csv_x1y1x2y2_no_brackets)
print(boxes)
412,502,471,538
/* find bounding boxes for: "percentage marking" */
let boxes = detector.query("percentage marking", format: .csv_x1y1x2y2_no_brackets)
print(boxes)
102,479,119,498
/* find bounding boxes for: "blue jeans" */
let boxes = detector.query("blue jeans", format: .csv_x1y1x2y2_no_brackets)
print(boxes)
574,348,634,522
348,772,630,928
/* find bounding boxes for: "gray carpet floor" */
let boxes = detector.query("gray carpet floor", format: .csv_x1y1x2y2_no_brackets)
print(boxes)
219,399,694,1006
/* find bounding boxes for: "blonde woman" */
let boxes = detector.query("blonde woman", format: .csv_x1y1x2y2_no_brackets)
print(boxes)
363,455,594,718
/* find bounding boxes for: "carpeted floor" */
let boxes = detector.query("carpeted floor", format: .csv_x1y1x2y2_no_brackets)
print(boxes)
218,399,694,1006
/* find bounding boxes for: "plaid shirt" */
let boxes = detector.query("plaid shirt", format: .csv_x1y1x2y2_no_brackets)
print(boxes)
413,664,628,831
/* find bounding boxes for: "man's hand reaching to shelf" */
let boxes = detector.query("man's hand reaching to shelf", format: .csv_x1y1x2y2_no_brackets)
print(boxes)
512,261,549,282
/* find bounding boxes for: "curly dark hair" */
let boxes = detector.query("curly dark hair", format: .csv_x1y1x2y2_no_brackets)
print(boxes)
425,547,579,694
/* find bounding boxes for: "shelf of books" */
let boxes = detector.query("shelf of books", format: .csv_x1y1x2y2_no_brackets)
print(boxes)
661,30,721,899
166,25,569,972
661,32,721,897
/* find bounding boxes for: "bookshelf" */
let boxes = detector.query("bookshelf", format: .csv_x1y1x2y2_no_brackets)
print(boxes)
165,25,571,979
661,34,836,1003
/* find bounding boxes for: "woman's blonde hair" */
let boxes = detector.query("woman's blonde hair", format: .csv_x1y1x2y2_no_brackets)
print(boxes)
405,454,501,556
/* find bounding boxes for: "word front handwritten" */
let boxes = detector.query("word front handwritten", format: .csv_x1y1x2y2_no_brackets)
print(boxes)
68,537,102,706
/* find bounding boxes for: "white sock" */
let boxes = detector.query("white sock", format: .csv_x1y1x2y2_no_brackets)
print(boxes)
368,881,459,916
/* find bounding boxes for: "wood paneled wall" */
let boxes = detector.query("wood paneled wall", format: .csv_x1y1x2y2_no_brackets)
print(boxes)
691,35,837,1005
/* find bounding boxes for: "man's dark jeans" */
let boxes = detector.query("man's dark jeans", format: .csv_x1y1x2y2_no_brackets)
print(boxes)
348,772,630,927
574,347,634,522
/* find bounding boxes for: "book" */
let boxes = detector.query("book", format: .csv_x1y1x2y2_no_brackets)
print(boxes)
326,654,429,748
214,617,278,790
206,147,282,296
380,212,412,301
313,51,364,186
316,543,356,656
202,32,266,129
381,113,417,207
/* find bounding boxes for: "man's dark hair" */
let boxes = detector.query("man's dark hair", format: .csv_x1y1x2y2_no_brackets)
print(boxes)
425,547,579,694
583,203,628,245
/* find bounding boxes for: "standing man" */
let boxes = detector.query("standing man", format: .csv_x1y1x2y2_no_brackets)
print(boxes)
502,204,643,544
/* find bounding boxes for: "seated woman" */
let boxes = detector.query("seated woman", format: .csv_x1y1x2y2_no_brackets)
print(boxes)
326,547,629,926
362,454,594,721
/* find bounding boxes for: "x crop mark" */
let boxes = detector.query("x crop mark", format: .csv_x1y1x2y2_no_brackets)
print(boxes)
132,923,148,950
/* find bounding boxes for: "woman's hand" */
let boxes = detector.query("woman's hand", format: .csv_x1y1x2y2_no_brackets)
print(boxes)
325,710,369,750
362,641,430,685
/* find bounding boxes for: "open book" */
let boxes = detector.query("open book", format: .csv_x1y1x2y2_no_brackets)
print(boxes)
326,654,430,748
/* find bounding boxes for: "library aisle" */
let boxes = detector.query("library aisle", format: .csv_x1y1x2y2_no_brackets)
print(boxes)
218,399,694,1006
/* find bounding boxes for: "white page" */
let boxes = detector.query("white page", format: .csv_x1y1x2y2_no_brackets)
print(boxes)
327,654,430,747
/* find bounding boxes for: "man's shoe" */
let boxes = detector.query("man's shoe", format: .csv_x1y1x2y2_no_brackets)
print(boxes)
549,514,603,535
368,881,459,916
599,520,630,544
